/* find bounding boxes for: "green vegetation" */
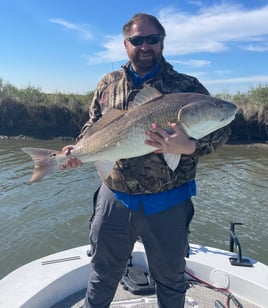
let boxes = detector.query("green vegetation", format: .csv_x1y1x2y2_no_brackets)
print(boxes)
0,78,267,141
215,84,268,141
0,78,94,139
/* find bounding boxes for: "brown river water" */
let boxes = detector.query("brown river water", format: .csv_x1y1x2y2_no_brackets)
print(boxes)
0,139,267,279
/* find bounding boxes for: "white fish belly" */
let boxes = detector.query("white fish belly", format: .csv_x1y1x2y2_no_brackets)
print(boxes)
76,128,153,163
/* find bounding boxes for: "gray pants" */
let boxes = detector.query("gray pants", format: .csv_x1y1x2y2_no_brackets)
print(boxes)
84,183,194,308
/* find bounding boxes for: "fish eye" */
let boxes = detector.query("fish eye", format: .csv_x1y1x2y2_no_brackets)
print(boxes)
49,153,56,157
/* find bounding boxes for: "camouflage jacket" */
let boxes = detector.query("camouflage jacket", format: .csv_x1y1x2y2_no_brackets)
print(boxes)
78,58,231,194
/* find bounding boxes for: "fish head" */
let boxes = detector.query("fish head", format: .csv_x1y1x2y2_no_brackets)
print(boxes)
178,97,238,139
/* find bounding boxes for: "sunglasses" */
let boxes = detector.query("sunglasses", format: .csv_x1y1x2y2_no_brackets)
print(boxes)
126,34,163,46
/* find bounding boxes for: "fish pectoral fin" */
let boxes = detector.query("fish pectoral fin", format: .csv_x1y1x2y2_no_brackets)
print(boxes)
94,160,116,179
163,153,181,171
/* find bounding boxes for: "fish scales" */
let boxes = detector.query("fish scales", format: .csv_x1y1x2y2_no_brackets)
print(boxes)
73,95,184,162
21,86,238,182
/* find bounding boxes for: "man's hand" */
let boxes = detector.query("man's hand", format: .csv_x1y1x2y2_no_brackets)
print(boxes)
60,145,83,170
145,122,196,155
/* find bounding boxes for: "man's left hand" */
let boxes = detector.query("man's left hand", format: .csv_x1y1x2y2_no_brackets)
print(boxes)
145,122,196,155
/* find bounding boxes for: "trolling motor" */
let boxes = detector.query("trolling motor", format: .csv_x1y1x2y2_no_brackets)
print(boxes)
229,222,253,267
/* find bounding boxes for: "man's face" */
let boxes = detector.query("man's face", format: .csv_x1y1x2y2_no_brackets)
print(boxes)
124,21,164,75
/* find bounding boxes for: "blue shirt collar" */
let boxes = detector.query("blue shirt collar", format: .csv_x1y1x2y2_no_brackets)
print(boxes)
129,63,160,87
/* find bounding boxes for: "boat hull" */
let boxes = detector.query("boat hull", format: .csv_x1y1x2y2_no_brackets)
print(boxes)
0,242,267,307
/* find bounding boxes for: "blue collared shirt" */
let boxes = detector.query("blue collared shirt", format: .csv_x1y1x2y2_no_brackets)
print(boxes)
114,180,196,216
129,64,160,87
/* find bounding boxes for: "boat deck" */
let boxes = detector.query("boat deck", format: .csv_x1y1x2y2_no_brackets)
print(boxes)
1,243,266,308
52,282,261,308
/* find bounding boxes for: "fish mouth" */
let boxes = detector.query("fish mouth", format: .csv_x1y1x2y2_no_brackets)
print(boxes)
220,114,235,122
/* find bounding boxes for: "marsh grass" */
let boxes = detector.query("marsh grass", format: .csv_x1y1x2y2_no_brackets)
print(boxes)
0,78,267,140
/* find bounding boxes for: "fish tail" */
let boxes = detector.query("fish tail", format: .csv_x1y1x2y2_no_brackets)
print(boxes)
21,147,62,183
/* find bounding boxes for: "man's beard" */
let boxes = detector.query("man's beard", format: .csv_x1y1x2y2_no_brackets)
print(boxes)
131,50,161,74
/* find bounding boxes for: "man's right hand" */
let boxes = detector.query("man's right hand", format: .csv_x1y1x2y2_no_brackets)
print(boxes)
60,145,83,170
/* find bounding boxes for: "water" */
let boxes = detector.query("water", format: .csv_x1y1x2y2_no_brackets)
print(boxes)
0,139,267,279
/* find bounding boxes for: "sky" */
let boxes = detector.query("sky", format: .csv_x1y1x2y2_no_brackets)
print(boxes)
1,0,268,95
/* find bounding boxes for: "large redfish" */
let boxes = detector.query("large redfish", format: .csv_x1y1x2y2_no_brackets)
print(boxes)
22,85,237,183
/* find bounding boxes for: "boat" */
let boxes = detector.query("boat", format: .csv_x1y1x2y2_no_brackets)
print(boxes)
0,222,267,308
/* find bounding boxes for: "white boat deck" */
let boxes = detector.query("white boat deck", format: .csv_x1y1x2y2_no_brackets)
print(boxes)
0,242,267,308
52,283,261,308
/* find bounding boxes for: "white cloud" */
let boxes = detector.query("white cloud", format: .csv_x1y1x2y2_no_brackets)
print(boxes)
214,69,234,76
83,4,268,64
170,59,211,68
243,43,268,52
83,34,127,65
188,0,203,7
49,18,93,40
160,4,268,55
202,74,268,93
204,75,268,85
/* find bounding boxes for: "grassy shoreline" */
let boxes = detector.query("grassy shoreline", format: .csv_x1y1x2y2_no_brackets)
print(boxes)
0,79,267,141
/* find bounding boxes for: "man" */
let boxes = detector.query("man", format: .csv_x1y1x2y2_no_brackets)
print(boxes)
62,13,230,308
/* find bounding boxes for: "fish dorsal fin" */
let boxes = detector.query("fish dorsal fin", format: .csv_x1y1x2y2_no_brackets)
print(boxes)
130,84,164,108
84,109,126,138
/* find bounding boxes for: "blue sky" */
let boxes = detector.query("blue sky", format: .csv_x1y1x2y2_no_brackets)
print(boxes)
1,0,268,95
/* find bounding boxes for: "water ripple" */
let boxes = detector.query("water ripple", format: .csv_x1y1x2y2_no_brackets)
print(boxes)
0,140,267,279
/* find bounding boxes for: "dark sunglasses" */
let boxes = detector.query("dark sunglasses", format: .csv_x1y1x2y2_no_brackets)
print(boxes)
126,34,163,46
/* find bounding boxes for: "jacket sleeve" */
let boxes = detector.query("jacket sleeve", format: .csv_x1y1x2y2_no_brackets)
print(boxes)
75,80,106,142
75,70,127,143
192,125,231,158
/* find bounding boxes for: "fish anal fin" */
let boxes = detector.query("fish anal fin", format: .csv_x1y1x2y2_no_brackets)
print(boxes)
94,160,116,179
163,153,181,171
